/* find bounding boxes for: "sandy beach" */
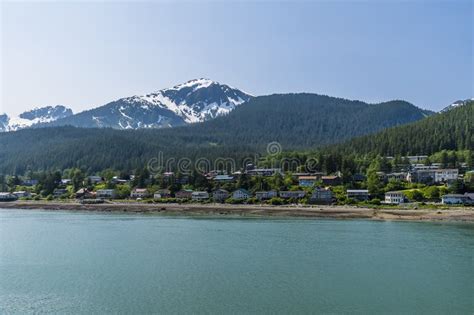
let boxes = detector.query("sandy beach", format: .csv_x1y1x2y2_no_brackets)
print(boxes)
1,201,474,222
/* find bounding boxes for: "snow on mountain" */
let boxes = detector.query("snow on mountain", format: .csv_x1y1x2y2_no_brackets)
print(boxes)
0,105,73,132
46,79,253,130
440,98,473,113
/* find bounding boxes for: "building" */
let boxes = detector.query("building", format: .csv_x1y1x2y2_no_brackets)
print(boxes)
321,175,341,186
347,189,369,201
298,175,318,187
96,189,116,199
385,172,408,182
130,188,150,199
53,189,69,198
246,168,282,176
279,191,306,199
0,193,18,201
255,191,278,201
75,188,96,199
309,187,333,204
407,170,435,184
384,191,406,204
175,189,193,199
153,189,172,199
213,189,230,202
192,191,209,201
87,176,103,184
406,155,429,163
22,179,39,186
441,194,473,205
13,191,31,198
213,175,234,182
434,169,459,183
232,189,251,200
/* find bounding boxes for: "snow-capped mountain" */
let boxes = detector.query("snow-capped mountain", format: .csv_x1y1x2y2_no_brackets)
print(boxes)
440,98,473,113
0,105,73,132
47,79,253,130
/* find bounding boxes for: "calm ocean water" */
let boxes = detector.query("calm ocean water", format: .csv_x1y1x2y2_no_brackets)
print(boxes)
0,209,473,314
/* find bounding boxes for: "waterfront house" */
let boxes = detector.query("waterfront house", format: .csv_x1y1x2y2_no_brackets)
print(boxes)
96,189,116,199
309,187,333,204
13,191,31,198
346,189,369,201
255,191,278,201
53,188,69,198
279,191,306,199
384,191,406,204
441,194,473,205
298,175,318,187
0,192,18,202
75,188,96,199
175,189,193,199
213,189,230,202
232,189,251,200
153,189,172,199
321,175,341,186
130,188,150,199
192,191,209,201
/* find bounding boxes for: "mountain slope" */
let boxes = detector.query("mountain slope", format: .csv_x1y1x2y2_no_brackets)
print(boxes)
0,93,433,173
46,79,252,129
328,100,473,156
0,105,73,132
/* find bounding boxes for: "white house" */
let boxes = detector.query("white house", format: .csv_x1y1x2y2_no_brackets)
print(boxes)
441,194,472,205
153,189,172,199
192,191,209,201
434,169,458,183
213,189,230,202
279,191,306,199
255,191,278,200
384,191,405,204
88,176,103,184
130,188,150,199
97,189,116,199
13,191,31,198
232,189,251,200
347,189,369,201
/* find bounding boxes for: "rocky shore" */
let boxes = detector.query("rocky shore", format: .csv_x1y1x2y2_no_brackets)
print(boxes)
1,201,474,222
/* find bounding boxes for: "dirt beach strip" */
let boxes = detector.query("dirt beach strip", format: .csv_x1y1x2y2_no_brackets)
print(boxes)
2,201,474,222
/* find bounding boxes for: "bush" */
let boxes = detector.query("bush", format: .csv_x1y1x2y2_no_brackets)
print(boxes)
268,197,284,205
369,198,381,205
46,195,53,201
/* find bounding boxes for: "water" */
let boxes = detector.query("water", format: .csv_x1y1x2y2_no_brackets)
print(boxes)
0,209,473,314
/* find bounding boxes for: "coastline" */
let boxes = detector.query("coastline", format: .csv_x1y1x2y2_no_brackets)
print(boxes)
1,201,474,222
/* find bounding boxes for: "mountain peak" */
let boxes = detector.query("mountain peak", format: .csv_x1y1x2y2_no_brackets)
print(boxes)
440,98,473,113
0,105,73,132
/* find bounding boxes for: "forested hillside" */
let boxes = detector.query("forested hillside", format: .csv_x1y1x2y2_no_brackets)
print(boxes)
0,93,432,174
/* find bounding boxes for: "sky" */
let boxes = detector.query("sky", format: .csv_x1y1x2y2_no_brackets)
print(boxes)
0,1,472,116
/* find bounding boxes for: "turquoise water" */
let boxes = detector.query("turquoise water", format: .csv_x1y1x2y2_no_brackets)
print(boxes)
0,209,473,314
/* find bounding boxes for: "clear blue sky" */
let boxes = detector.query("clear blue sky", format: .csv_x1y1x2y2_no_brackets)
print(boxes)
1,1,472,116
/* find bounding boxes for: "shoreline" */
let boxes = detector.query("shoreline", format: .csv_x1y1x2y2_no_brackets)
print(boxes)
1,201,474,222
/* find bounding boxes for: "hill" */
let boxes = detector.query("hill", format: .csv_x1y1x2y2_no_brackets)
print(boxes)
0,93,432,174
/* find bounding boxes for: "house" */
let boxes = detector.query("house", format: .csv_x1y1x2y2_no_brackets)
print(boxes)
384,191,406,204
255,191,278,201
130,188,150,199
352,174,367,182
406,155,429,163
13,191,31,198
0,192,18,201
22,179,39,186
96,189,116,199
213,189,230,202
232,189,251,200
153,189,172,199
53,189,69,198
321,175,341,186
61,179,72,185
347,189,369,201
309,187,333,204
441,194,473,205
385,172,408,182
298,176,318,187
75,188,96,199
279,191,306,199
87,176,103,184
434,169,459,183
246,168,282,176
111,177,129,184
192,191,209,201
213,175,234,182
175,189,193,199
407,170,435,184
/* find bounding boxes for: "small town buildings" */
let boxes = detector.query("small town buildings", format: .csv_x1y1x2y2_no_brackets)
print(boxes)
175,189,193,199
232,189,251,200
130,188,150,199
298,176,318,187
434,169,459,183
309,187,333,204
0,192,18,201
384,191,406,204
13,191,31,198
96,189,116,199
279,191,306,199
441,194,473,205
75,188,96,199
53,189,69,198
321,175,341,186
192,191,209,201
153,189,172,199
255,191,278,201
213,189,230,202
347,189,369,201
